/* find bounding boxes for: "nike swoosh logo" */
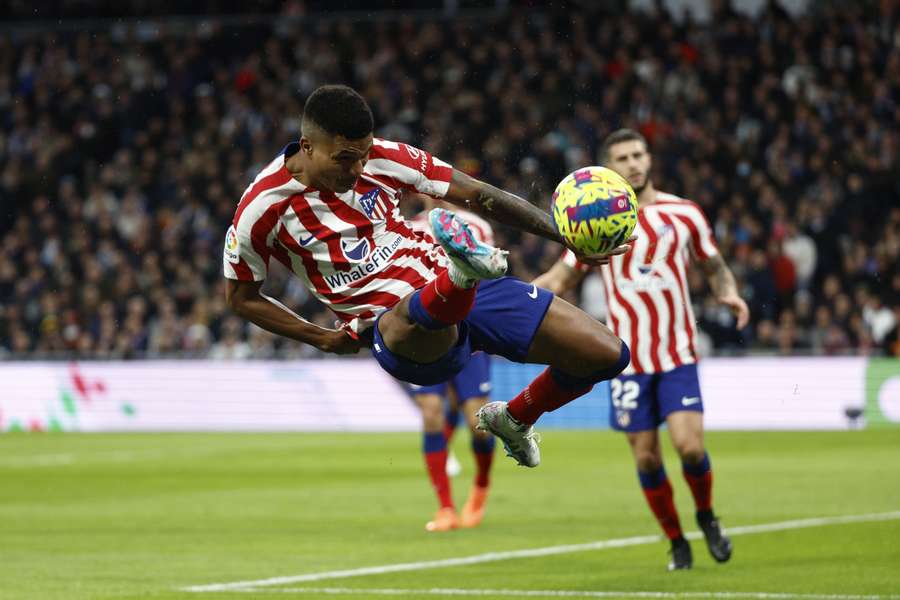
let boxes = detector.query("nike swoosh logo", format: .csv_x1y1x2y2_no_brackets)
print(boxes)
298,233,316,246
681,396,701,406
528,284,539,299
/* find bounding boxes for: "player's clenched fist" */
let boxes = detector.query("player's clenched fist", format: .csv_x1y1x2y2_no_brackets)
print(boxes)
318,328,365,355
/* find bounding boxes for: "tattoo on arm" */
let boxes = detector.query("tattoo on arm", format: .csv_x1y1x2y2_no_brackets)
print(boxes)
702,254,738,298
471,183,562,242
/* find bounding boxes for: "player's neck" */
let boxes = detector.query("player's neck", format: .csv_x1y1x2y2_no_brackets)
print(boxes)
637,182,657,209
284,152,319,189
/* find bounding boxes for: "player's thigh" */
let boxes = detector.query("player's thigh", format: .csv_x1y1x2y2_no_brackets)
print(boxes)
378,297,458,363
412,392,446,432
525,296,621,376
657,364,705,460
665,411,705,461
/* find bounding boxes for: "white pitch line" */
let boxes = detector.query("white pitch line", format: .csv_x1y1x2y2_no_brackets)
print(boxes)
181,510,900,593
0,453,75,467
227,587,900,599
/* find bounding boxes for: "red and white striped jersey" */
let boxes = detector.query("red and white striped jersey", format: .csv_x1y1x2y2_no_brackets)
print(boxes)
408,207,495,245
563,191,718,375
223,138,454,334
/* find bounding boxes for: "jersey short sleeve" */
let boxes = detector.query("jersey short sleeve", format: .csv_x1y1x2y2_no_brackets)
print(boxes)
223,214,271,282
367,139,454,198
683,202,719,261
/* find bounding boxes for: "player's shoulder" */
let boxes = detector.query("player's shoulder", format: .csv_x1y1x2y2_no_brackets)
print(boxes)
652,191,708,218
235,147,301,224
244,145,297,197
370,138,418,161
653,190,692,206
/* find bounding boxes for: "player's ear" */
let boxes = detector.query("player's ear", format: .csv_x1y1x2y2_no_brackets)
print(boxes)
299,136,313,156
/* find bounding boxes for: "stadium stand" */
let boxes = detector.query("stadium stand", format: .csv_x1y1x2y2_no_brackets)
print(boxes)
0,1,897,358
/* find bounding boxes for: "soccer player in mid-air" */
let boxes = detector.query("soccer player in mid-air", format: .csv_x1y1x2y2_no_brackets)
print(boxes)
223,85,633,472
535,129,749,570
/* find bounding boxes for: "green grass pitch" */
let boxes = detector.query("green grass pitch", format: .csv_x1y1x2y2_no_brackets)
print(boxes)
1,429,899,599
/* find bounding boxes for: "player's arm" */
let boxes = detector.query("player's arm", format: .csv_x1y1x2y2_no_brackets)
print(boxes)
533,260,586,296
699,254,749,329
445,170,560,241
225,279,362,354
444,170,633,265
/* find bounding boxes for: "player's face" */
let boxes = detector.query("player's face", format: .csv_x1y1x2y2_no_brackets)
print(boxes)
607,140,652,194
304,133,374,194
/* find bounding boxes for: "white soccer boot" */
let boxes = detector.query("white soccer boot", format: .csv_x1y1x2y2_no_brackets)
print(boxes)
475,401,541,468
428,208,508,282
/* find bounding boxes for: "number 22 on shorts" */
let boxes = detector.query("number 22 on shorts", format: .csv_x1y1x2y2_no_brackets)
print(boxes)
610,378,640,410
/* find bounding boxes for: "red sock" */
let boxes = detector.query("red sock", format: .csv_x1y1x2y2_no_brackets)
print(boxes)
507,368,592,425
642,478,683,540
683,470,713,512
425,450,454,509
473,450,493,488
417,269,477,325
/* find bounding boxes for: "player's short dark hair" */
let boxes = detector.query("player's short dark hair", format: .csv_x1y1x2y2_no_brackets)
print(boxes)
301,85,374,139
601,129,648,162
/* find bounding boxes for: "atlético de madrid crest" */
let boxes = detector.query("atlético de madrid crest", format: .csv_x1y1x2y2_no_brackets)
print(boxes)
358,187,388,222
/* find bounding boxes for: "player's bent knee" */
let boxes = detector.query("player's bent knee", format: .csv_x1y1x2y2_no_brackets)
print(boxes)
554,341,631,385
678,445,706,465
636,454,663,473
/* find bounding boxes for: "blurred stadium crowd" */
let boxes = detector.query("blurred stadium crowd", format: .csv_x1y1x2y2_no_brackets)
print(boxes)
0,1,898,359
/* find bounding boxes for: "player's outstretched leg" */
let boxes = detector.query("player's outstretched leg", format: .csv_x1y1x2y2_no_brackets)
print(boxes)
477,296,631,467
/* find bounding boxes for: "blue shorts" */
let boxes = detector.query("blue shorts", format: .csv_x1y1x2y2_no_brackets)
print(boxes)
372,277,554,385
407,351,492,402
610,363,703,432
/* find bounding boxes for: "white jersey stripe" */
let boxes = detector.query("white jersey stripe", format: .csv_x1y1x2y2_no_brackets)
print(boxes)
582,191,717,374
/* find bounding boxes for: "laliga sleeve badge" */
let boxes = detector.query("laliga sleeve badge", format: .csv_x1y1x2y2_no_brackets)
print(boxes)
224,225,241,264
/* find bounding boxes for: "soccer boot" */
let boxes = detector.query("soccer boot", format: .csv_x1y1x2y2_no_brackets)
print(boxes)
429,208,508,281
668,537,693,571
475,401,540,467
460,484,490,528
425,506,459,532
697,511,733,562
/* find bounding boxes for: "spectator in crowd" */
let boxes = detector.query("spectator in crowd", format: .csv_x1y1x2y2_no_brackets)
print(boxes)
0,1,897,358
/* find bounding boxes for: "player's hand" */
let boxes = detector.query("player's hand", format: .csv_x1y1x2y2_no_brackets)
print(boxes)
318,327,364,355
718,293,750,329
574,235,637,267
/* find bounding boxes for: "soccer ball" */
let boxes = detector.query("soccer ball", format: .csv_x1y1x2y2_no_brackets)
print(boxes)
550,166,638,256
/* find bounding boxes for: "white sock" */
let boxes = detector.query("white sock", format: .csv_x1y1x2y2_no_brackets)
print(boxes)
447,261,477,288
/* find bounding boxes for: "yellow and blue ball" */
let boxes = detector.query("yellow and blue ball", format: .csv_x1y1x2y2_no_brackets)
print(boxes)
551,166,638,256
